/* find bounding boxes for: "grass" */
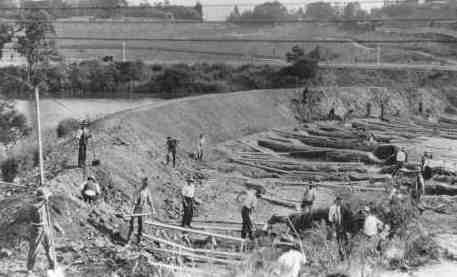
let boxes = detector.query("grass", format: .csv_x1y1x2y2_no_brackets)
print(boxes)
54,22,385,64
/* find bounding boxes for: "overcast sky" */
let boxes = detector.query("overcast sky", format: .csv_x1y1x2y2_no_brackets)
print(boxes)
126,1,384,20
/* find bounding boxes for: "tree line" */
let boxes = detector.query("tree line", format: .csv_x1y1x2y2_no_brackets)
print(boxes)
226,1,456,29
0,0,203,20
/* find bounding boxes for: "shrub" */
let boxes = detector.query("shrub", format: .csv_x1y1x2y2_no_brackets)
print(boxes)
56,118,80,138
1,156,19,182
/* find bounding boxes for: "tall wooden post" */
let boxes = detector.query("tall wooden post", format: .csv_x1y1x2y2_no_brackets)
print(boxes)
34,86,45,186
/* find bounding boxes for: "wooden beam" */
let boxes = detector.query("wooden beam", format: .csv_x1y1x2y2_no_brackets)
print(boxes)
146,247,241,265
146,260,217,276
145,221,245,242
143,234,244,258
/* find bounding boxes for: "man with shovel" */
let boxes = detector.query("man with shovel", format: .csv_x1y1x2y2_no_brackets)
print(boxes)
76,120,92,169
127,177,156,244
27,187,65,277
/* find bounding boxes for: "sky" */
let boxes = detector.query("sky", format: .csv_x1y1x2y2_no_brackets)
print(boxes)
126,1,385,21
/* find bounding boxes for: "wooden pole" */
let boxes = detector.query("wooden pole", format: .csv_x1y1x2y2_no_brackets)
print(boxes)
34,86,45,186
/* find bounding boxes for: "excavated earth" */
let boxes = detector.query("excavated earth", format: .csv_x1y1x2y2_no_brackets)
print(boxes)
2,88,457,276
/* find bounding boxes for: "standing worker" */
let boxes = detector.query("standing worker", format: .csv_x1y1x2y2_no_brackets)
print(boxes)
328,196,347,260
238,188,258,241
166,136,178,168
300,183,316,214
181,176,195,228
27,187,64,277
127,177,156,244
413,165,426,208
76,120,91,169
392,147,407,176
196,133,206,161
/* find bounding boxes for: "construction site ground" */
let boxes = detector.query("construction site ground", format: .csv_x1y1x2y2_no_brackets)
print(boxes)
2,88,457,276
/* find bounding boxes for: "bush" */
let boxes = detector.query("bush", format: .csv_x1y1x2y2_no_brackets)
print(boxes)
1,157,19,182
56,118,80,138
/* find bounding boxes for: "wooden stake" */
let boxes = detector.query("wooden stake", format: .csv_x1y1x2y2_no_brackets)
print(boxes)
34,86,44,186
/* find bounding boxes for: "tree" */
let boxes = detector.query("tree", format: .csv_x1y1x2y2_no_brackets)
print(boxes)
194,1,203,19
0,100,29,145
251,1,289,22
0,23,13,60
227,1,291,24
227,5,241,21
305,2,337,20
343,2,362,19
14,10,59,88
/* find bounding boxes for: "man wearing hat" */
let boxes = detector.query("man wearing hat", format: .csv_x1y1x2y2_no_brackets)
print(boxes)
27,187,64,277
76,120,92,168
80,175,101,205
181,176,195,228
328,196,347,260
362,206,385,255
127,177,156,244
166,136,178,168
238,188,258,241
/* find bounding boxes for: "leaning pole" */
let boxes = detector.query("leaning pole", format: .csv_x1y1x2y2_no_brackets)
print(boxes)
34,86,45,186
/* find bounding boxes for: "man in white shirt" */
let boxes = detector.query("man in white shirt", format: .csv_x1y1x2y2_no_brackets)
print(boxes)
392,147,407,176
362,206,386,256
196,133,206,161
181,176,195,228
363,207,384,237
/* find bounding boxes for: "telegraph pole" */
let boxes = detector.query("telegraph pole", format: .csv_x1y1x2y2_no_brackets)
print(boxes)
34,86,45,186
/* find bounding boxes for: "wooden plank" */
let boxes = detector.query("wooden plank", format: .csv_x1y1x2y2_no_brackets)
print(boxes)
147,247,241,265
146,260,216,276
143,234,244,258
145,221,246,242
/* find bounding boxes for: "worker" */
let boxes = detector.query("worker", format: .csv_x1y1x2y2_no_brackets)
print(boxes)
414,165,426,205
328,108,336,121
80,175,101,205
127,177,156,244
362,206,385,253
181,176,195,228
166,136,178,168
276,249,307,277
239,188,258,241
392,147,407,176
196,133,206,161
27,187,64,277
300,183,316,214
328,196,347,260
76,120,91,168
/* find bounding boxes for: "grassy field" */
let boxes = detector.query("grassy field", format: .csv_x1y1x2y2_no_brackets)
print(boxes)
54,21,381,64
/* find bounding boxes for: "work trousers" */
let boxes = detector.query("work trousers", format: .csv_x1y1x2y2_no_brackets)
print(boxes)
127,216,144,243
78,143,87,168
196,148,204,161
241,206,254,240
167,150,176,167
334,223,348,260
182,197,194,228
27,226,56,271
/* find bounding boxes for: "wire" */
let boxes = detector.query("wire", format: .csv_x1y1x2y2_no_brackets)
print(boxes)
52,37,457,43
1,17,456,24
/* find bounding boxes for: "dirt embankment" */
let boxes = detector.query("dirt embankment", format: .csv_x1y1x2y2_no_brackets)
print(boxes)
1,86,455,276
